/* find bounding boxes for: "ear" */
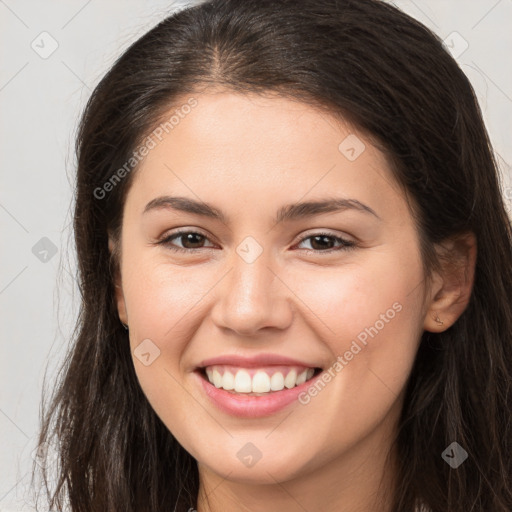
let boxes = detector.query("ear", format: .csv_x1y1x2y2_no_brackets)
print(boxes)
423,232,477,333
108,234,128,326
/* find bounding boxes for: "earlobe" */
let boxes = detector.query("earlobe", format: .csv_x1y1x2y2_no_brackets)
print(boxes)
113,276,128,326
423,232,477,333
108,235,115,254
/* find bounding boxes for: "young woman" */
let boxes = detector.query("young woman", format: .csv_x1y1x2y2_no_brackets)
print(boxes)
33,0,512,511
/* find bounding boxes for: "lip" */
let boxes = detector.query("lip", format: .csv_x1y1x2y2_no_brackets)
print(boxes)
196,353,322,369
193,367,323,418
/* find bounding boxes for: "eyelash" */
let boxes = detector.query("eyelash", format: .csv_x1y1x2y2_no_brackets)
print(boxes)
156,229,357,255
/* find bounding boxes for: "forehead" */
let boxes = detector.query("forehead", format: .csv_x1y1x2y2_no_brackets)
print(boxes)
126,91,405,221
148,91,357,160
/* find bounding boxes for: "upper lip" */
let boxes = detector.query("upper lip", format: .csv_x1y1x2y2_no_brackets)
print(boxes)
196,353,323,369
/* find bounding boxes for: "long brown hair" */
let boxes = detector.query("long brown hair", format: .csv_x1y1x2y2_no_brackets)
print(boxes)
32,1,512,510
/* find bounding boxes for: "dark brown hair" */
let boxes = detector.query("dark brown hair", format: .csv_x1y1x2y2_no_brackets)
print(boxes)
32,0,512,510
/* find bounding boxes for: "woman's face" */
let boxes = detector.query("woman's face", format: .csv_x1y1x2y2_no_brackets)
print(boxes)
112,91,432,486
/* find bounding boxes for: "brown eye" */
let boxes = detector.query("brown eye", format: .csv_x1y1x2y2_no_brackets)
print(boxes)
158,230,215,253
176,232,207,249
296,232,356,253
157,230,356,255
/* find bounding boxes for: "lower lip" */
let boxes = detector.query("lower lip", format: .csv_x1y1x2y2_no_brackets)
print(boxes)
193,369,322,418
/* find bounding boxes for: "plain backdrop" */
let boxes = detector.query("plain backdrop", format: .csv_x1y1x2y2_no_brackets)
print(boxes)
1,1,511,510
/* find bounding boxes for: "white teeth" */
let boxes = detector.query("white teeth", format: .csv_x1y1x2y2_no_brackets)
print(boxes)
296,369,308,386
204,366,317,394
270,372,285,391
212,369,222,388
252,371,271,393
222,369,235,390
234,369,252,393
284,369,297,389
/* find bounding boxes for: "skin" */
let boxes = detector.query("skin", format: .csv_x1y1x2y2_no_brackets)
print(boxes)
109,90,476,512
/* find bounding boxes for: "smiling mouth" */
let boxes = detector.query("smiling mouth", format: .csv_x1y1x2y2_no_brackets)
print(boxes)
196,365,323,396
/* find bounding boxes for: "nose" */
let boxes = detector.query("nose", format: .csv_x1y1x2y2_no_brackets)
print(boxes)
210,247,293,337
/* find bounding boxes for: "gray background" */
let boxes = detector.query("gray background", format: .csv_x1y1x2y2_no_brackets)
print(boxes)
1,1,511,510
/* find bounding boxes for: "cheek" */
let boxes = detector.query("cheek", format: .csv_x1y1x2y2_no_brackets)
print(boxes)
120,248,204,389
122,256,210,436
123,250,210,340
276,253,424,457
291,248,422,331
288,247,425,388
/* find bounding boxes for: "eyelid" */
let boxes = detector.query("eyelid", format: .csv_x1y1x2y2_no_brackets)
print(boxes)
291,228,356,246
156,227,357,254
292,231,357,253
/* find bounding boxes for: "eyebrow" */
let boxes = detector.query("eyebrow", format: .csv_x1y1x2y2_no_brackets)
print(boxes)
143,195,381,224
